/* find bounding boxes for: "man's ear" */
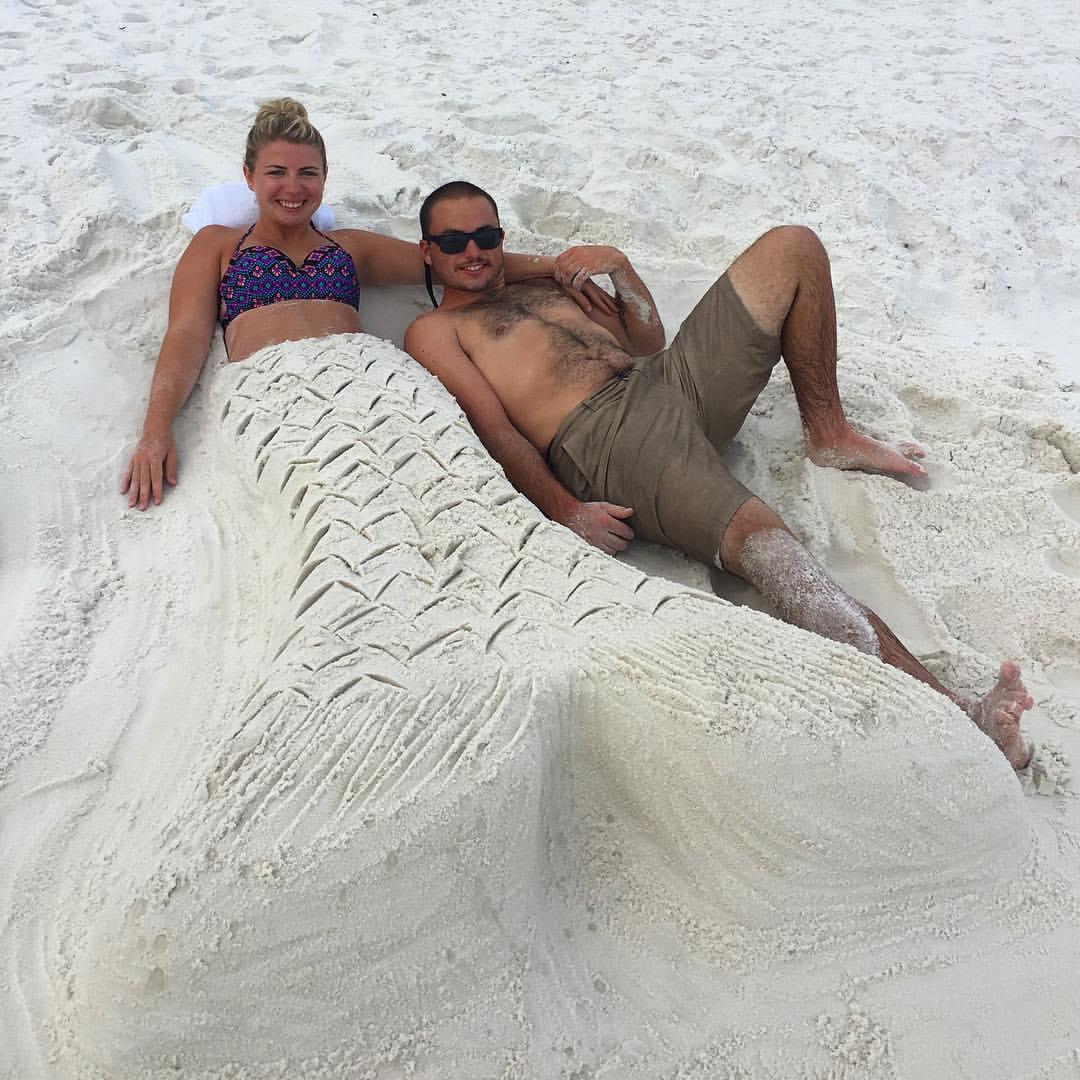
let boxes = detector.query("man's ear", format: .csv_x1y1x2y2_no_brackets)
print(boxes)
419,239,432,266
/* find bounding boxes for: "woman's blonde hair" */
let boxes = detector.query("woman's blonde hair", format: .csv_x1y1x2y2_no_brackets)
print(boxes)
244,98,327,172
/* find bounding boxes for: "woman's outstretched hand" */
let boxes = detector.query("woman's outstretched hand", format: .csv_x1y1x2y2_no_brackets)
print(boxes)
121,431,178,510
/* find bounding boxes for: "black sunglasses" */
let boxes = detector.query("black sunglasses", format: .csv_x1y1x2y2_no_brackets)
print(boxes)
424,226,505,255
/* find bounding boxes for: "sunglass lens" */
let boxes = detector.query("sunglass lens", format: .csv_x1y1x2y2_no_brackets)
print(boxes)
431,227,504,254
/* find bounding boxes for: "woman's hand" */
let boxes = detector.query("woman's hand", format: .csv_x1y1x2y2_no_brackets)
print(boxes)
121,227,222,511
121,430,178,510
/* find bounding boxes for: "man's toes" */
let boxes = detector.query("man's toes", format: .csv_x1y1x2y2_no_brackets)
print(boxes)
1007,688,1034,711
998,659,1022,686
895,453,927,478
900,441,926,460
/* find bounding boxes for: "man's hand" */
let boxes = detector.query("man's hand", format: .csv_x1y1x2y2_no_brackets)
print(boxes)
565,277,619,317
121,431,178,510
502,253,615,315
553,245,628,291
565,501,635,555
553,245,665,356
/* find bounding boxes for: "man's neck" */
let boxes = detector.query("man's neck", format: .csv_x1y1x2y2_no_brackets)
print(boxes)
436,282,508,311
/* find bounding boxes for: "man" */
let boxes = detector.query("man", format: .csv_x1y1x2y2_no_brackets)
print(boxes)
404,180,1032,769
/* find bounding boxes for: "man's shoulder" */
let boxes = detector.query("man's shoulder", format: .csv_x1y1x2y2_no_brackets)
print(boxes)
406,305,460,333
404,306,465,357
408,306,450,329
406,292,496,336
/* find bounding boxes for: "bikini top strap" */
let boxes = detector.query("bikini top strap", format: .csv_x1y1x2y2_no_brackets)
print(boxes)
311,225,341,249
233,223,257,252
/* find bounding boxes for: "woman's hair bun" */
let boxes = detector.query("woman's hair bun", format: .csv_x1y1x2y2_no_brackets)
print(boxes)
255,98,309,125
244,98,326,171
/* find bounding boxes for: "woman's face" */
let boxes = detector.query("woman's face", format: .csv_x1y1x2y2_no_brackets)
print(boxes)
243,139,326,228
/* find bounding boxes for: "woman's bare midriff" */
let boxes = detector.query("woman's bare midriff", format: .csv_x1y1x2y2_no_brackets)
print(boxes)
224,300,362,362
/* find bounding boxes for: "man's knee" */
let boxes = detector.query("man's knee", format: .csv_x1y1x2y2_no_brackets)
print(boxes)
727,225,831,336
756,224,828,267
717,496,792,574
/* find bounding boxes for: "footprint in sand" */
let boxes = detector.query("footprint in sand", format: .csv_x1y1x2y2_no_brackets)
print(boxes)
1034,635,1080,708
1051,482,1080,524
805,465,947,658
897,455,958,492
1044,547,1080,577
70,94,151,135
1041,635,1080,695
1045,662,1080,700
825,550,946,658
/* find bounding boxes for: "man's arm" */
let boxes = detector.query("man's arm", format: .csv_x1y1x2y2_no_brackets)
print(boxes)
553,245,665,355
404,315,635,554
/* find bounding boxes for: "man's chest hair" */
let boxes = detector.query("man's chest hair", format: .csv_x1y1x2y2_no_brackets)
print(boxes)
456,280,572,336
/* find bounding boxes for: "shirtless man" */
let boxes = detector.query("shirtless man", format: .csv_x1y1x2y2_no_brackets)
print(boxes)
404,180,1033,769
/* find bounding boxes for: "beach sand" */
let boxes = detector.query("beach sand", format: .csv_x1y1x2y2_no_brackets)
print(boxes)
2,0,1079,1076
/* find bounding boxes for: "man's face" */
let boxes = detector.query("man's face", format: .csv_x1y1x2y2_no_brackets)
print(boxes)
422,195,504,294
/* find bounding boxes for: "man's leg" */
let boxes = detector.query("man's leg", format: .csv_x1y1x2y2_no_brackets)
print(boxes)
726,226,927,479
719,495,1033,769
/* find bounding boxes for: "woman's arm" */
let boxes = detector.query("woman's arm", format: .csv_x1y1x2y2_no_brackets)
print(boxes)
337,229,425,285
120,228,224,510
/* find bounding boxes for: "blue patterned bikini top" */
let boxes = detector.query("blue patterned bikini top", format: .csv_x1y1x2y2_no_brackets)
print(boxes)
218,225,361,330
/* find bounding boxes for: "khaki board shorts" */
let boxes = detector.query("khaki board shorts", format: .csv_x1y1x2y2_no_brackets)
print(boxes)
546,273,781,565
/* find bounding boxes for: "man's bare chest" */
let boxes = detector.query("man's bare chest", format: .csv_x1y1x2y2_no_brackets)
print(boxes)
455,281,574,342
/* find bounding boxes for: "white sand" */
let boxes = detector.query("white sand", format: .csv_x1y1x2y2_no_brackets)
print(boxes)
2,0,1079,1076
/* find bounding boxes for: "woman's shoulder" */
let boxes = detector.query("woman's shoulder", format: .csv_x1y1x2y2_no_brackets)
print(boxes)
189,223,248,248
173,225,248,285
179,225,250,275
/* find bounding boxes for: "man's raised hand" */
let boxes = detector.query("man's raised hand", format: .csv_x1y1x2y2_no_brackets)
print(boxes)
567,277,619,317
554,245,628,291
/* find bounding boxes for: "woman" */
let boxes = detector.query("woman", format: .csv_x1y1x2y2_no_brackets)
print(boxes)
122,99,587,510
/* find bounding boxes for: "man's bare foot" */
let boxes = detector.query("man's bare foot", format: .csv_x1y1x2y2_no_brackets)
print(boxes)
806,427,928,480
962,660,1034,770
